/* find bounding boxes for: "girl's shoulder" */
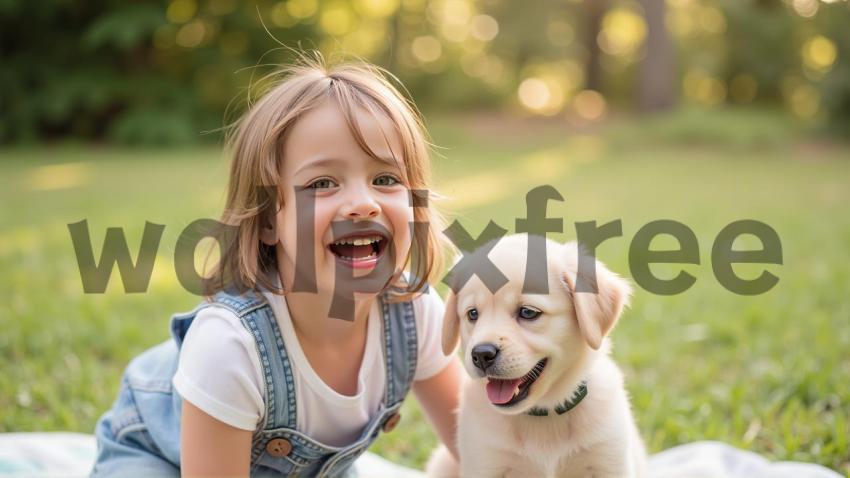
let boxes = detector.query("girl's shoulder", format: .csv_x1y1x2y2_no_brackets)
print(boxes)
202,288,270,317
183,303,257,351
171,288,271,346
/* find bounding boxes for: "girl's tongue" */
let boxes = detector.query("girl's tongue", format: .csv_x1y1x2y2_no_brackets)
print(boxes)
486,378,522,404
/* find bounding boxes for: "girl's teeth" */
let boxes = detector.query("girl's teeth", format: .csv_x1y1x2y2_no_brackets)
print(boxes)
333,236,382,246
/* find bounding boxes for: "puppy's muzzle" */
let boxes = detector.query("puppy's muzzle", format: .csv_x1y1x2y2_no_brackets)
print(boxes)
471,343,499,373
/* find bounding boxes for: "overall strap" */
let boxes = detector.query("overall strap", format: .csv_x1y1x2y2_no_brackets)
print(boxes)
380,294,418,406
170,290,268,348
238,299,297,431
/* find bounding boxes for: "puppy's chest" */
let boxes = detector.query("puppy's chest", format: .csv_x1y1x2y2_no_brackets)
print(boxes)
506,447,606,478
508,419,598,476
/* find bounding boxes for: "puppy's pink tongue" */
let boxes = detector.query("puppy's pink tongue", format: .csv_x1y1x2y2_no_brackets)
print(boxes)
486,378,522,404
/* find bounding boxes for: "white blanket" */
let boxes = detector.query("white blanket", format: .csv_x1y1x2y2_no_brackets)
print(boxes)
0,433,841,478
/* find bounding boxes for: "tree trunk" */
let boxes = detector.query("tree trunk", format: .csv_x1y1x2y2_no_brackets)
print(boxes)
638,0,677,111
584,0,608,92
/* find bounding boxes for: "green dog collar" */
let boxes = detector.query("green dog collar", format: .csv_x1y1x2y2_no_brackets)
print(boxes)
526,381,588,417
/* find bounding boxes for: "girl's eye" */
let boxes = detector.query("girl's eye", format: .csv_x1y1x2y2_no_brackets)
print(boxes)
373,175,399,187
466,308,479,322
518,306,542,320
308,178,338,189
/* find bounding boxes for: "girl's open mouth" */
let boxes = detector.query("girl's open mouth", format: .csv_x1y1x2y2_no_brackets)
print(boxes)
328,234,389,269
486,358,548,407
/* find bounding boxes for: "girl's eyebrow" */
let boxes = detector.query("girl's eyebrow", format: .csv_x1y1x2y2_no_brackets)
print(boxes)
295,155,401,175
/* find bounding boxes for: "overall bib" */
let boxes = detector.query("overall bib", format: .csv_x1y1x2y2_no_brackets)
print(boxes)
91,288,417,477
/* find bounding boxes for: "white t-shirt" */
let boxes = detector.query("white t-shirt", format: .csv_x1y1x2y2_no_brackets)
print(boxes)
172,288,451,447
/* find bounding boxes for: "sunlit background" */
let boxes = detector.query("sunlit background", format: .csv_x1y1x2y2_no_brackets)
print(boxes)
2,0,849,143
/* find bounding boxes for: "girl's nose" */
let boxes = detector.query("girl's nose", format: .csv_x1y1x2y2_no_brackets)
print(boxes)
342,189,381,219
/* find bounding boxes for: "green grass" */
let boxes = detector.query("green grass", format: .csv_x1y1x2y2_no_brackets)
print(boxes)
2,107,849,474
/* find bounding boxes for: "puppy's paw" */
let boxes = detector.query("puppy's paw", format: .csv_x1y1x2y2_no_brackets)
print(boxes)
425,445,458,478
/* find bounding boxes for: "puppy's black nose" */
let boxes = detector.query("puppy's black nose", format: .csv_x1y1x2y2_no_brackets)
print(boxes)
471,343,499,373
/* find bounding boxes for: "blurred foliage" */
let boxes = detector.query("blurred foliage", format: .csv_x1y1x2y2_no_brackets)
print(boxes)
1,0,849,145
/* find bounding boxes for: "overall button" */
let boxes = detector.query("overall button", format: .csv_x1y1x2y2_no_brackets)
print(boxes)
382,412,401,432
266,438,292,457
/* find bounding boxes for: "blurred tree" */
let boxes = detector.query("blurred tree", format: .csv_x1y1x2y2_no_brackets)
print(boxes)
813,1,850,136
0,0,322,145
637,0,676,111
1,0,849,145
722,0,794,101
582,0,608,93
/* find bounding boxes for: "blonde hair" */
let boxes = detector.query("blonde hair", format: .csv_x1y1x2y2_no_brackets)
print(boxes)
203,54,447,300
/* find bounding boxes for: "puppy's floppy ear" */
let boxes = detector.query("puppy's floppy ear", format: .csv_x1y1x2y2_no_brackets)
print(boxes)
562,251,632,350
441,290,460,356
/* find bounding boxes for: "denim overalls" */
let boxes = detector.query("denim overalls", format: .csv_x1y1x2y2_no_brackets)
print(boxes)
91,288,417,477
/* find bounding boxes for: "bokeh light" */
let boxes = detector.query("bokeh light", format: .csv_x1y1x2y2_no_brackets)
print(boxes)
343,22,387,56
683,69,727,106
572,90,607,121
518,78,552,112
785,79,821,119
176,20,206,48
792,0,819,18
698,6,726,34
598,7,646,58
353,0,400,18
319,4,353,36
430,0,473,44
802,35,837,75
470,14,499,42
791,85,820,119
167,0,197,24
411,35,442,63
461,53,506,87
666,6,695,39
287,0,319,20
271,2,299,28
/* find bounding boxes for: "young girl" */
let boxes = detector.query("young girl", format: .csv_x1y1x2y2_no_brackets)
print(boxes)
91,57,462,477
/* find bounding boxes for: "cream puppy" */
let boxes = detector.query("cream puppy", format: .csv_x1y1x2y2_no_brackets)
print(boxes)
428,234,645,478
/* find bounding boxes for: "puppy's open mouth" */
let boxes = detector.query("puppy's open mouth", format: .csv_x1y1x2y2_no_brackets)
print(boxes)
328,235,388,269
486,358,548,407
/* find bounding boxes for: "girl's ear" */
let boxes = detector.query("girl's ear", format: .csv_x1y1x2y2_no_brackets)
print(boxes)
258,187,281,246
259,219,277,246
562,253,632,350
441,291,460,356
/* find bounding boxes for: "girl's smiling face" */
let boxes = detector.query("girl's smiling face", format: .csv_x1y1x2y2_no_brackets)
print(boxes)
268,99,414,297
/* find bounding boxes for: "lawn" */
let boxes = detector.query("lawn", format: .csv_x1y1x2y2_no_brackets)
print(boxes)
1,108,848,473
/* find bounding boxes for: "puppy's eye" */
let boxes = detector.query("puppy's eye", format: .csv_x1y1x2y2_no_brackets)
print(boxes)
466,308,479,322
518,306,542,320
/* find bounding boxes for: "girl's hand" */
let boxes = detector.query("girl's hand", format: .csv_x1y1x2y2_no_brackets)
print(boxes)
181,400,252,477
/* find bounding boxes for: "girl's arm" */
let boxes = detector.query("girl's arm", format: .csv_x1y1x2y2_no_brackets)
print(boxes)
412,358,463,459
181,400,252,477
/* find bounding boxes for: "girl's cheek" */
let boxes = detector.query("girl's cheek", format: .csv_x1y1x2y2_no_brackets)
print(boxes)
394,227,414,267
313,202,336,236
